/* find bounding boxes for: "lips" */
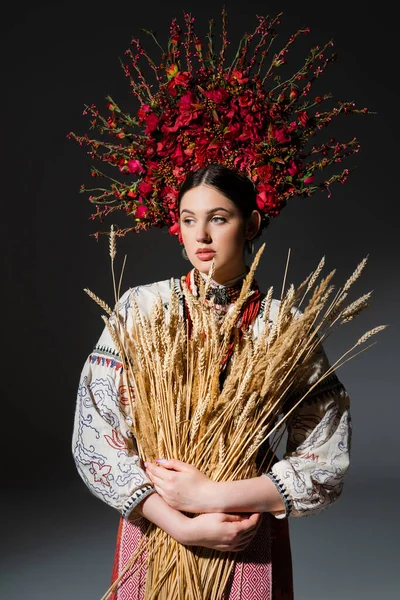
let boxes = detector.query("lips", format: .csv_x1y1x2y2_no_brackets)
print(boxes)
195,248,216,261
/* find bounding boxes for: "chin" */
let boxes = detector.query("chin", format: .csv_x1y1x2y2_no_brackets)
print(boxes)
195,262,213,274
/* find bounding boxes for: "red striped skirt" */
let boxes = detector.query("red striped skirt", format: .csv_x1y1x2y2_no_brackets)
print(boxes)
109,513,293,600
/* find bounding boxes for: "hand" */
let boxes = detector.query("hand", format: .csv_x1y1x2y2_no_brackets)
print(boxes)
145,459,216,513
183,511,263,552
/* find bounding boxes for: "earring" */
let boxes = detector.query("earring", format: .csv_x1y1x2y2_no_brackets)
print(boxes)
245,240,255,254
182,247,189,260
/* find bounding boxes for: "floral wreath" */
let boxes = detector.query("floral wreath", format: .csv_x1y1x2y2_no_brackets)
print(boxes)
67,9,369,243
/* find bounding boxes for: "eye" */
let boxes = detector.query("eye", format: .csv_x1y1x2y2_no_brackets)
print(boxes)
182,218,195,225
211,216,227,224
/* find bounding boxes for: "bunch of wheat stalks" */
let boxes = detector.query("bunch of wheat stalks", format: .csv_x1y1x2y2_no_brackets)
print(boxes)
85,232,386,600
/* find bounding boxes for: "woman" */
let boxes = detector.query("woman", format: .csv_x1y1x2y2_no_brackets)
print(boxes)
72,164,352,599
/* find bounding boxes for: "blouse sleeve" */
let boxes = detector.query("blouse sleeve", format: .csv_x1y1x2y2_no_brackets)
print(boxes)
263,336,353,519
71,288,155,520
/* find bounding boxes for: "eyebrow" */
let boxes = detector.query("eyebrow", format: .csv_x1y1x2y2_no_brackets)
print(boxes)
180,207,231,215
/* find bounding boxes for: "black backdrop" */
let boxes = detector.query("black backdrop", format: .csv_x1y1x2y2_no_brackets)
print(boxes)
2,2,399,599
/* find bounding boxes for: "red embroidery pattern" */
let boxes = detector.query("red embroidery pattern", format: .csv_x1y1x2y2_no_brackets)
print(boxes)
91,461,112,486
105,430,127,450
118,384,135,407
297,451,326,465
109,514,294,599
89,353,123,371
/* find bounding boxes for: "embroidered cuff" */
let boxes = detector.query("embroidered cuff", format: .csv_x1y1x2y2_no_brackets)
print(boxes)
263,471,293,519
121,485,156,520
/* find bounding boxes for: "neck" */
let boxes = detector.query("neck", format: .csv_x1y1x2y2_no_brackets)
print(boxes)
200,259,248,286
198,268,247,288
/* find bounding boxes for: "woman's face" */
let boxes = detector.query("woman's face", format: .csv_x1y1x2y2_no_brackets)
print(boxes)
179,184,254,284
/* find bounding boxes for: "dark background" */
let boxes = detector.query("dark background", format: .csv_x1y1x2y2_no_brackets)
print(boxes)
2,1,399,598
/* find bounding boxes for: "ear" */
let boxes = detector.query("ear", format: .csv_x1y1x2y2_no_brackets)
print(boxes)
245,210,262,239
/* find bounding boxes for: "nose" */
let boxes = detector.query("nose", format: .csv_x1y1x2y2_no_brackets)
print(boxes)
195,222,212,243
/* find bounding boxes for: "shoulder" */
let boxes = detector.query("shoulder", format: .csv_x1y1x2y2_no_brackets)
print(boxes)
116,277,184,319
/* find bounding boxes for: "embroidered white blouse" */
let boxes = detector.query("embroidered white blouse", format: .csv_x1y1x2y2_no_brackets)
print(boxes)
72,277,352,521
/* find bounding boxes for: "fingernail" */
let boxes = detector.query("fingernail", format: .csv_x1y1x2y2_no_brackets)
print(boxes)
155,458,167,464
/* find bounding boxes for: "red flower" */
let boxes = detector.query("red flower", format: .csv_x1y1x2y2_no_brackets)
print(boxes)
171,144,185,166
134,205,149,219
238,91,254,108
288,160,301,176
303,175,315,184
256,183,278,210
204,88,229,104
137,104,151,121
298,110,308,127
138,180,153,197
127,159,145,175
175,71,191,87
145,113,159,134
168,221,180,236
167,71,192,96
225,121,242,140
166,64,179,79
257,164,274,182
230,69,249,84
168,92,199,131
273,126,291,144
161,186,179,209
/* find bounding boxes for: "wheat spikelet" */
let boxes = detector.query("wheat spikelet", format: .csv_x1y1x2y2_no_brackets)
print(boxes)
221,243,265,334
307,269,336,314
339,291,372,322
326,292,348,323
236,392,258,429
293,271,313,304
342,255,369,292
190,395,210,441
305,256,325,293
101,315,125,357
244,424,268,461
218,435,226,465
167,278,180,333
276,283,296,337
262,286,274,325
109,224,117,261
356,325,387,346
84,288,113,315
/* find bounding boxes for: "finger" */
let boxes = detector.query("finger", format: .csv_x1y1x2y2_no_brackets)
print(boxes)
152,484,166,499
145,471,166,488
222,514,243,523
247,512,262,527
237,514,261,534
155,458,188,472
145,463,168,481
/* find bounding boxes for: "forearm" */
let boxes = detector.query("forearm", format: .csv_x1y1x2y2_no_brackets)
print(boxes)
134,491,192,543
209,477,286,515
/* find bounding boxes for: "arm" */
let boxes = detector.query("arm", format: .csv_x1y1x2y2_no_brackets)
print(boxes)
146,340,352,520
263,340,352,519
73,288,262,551
145,461,286,515
72,288,156,521
136,491,262,552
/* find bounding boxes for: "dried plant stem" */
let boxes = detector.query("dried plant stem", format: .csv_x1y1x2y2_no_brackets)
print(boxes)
86,237,386,600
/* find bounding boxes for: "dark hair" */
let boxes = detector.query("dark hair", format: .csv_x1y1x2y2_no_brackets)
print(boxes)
177,164,269,239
